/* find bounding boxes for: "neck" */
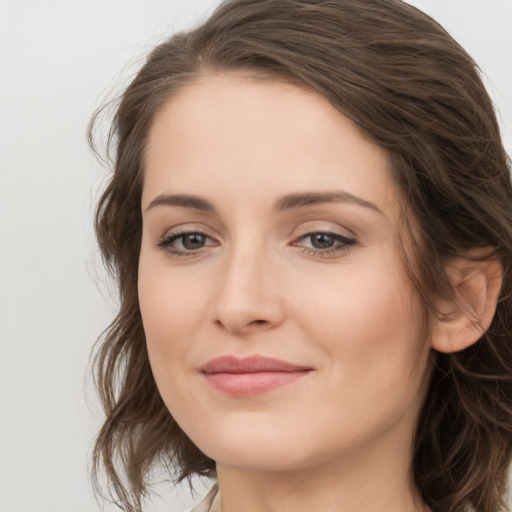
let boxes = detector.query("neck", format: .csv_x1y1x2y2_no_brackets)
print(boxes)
215,426,428,512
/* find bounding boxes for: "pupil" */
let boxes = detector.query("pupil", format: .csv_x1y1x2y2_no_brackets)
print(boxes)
311,233,334,249
183,233,205,250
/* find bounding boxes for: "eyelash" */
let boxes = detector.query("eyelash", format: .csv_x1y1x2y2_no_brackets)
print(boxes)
157,230,356,259
294,232,356,258
157,230,215,258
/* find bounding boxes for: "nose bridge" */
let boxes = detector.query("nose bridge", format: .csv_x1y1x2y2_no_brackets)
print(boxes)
213,233,283,333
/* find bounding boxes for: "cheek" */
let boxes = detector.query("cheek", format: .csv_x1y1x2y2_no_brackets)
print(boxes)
298,259,418,339
138,264,210,430
289,249,427,390
137,254,209,370
288,257,429,444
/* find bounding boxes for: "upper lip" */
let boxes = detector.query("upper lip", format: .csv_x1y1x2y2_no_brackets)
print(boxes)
200,355,313,374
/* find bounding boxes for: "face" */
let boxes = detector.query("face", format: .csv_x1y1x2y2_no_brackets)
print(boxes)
139,74,432,474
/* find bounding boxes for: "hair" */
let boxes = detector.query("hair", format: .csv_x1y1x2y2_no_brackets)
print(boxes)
89,1,512,511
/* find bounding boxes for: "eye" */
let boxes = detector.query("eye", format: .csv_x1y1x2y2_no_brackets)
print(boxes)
308,233,340,249
157,231,217,257
293,231,356,258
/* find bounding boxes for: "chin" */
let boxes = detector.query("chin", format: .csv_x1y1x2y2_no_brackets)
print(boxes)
189,418,343,474
210,444,314,473
187,416,307,470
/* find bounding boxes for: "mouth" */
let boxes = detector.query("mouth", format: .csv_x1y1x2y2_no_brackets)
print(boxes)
200,355,314,396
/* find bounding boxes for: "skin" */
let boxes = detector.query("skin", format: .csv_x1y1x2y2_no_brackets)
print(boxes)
139,74,433,512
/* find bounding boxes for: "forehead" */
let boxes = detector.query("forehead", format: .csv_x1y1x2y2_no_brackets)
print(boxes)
143,73,399,217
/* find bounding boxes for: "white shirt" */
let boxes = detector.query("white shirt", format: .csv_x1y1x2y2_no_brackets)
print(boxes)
189,484,221,512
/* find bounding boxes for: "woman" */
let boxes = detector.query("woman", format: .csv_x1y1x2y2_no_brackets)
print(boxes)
89,1,512,511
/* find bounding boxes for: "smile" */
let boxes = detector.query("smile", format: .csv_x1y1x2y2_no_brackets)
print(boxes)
200,355,314,396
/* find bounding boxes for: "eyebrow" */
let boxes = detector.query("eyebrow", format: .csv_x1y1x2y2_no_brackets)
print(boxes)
145,190,383,215
273,191,383,214
146,194,216,213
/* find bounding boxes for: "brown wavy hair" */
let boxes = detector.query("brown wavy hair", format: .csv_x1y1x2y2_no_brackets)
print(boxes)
89,1,512,511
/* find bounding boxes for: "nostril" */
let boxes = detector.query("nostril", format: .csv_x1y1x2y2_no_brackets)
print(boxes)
250,319,268,326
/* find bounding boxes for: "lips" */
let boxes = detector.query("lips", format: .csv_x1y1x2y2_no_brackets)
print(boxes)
200,355,313,396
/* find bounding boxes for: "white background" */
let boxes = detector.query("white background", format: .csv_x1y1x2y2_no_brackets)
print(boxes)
0,1,511,511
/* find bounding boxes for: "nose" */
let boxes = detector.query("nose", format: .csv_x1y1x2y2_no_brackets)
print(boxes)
213,244,285,335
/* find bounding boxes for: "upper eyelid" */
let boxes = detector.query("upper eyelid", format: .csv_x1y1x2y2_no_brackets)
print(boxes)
291,222,356,239
159,226,353,239
157,220,356,237
153,212,359,238
294,227,353,236
160,224,219,239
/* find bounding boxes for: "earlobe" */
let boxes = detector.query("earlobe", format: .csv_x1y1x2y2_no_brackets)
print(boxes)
430,251,502,354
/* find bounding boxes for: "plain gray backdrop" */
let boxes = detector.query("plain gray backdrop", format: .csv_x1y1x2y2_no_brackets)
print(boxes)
0,1,511,511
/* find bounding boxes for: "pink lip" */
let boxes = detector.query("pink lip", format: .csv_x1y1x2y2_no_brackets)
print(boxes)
200,355,313,396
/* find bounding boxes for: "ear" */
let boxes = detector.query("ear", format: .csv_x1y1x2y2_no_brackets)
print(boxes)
430,250,502,354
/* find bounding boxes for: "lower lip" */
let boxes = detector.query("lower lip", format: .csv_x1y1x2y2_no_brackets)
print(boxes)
204,371,311,396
